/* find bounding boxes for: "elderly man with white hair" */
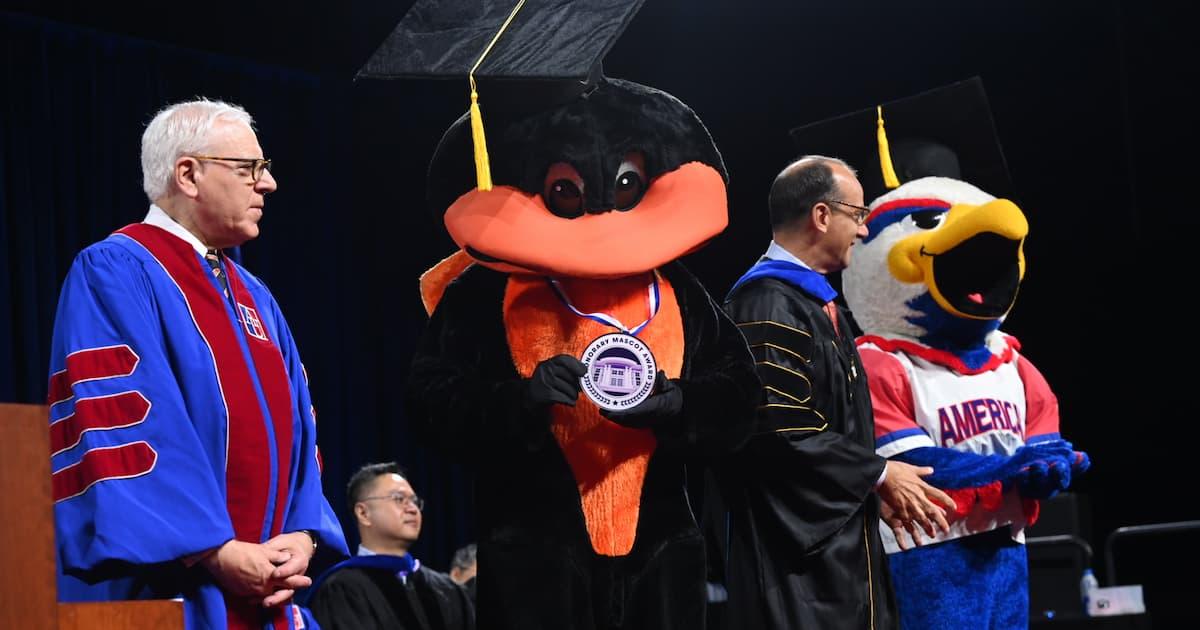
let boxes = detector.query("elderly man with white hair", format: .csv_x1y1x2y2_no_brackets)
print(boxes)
47,98,347,630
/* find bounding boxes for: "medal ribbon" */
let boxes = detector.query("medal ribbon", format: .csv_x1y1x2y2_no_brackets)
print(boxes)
546,271,661,336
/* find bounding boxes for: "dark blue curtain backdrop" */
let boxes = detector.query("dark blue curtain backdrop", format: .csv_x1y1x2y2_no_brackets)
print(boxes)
0,12,473,574
5,1,1200,622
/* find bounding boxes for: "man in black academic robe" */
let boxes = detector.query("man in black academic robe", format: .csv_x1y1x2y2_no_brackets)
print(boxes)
711,156,955,630
307,462,474,630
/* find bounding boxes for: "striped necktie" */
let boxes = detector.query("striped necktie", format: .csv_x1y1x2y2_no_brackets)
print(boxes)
204,249,229,297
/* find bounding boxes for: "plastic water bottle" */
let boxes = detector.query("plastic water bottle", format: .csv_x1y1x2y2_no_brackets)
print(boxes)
1080,568,1099,615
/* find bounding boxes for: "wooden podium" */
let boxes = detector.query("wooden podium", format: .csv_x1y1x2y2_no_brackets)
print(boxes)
1,403,183,630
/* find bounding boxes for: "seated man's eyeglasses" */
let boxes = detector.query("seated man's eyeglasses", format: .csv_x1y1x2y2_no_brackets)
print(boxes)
361,492,426,511
190,155,272,183
824,199,871,225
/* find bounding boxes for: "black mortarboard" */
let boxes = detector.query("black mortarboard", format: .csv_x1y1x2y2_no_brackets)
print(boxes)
359,0,650,192
788,77,1012,202
358,0,724,217
358,0,645,112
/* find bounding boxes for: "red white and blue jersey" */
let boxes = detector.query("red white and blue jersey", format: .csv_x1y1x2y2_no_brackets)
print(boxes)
48,222,347,630
858,334,1061,552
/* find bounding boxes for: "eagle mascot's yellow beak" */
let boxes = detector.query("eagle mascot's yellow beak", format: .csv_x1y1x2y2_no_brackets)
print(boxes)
886,197,1027,320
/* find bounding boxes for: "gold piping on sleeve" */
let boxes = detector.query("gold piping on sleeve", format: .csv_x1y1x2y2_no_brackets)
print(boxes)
737,320,813,338
759,403,827,432
755,361,810,381
764,385,810,404
756,362,815,394
772,424,829,433
750,342,810,363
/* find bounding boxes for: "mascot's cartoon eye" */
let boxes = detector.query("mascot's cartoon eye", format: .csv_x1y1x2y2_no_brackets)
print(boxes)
614,152,647,211
543,162,585,219
910,210,947,230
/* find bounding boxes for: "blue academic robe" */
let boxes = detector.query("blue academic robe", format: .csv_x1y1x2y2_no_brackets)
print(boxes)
47,223,347,630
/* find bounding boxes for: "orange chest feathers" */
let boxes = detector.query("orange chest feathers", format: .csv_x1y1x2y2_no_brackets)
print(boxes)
503,272,684,556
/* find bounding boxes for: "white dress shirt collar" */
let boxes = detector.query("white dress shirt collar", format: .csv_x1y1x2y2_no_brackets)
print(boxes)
143,204,208,256
764,240,813,270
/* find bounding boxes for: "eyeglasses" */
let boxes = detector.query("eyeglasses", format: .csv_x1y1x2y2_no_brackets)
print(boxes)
824,199,871,225
360,492,425,511
190,155,272,183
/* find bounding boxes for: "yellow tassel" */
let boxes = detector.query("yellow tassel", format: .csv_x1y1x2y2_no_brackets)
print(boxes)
470,89,493,191
877,105,900,189
464,0,524,193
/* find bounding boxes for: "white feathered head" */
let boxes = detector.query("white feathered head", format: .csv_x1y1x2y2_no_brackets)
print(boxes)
843,176,1027,350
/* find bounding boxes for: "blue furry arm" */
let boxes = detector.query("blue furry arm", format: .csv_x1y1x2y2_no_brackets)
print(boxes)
894,439,1079,493
894,447,1021,489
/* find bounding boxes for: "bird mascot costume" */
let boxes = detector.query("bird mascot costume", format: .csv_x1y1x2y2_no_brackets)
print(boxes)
792,78,1090,629
360,1,759,628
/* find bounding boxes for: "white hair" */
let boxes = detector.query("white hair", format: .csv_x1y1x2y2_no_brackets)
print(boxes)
140,98,254,202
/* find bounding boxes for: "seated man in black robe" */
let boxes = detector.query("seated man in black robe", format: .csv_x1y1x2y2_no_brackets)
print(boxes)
308,462,474,629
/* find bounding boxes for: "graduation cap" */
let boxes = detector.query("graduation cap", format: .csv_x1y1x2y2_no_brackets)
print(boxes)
358,0,648,191
788,77,1013,203
358,0,724,218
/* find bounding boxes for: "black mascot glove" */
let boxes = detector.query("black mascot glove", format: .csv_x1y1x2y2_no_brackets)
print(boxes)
525,354,588,408
601,371,683,429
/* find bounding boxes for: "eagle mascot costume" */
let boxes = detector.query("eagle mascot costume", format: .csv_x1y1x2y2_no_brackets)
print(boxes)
361,1,759,628
792,78,1090,629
